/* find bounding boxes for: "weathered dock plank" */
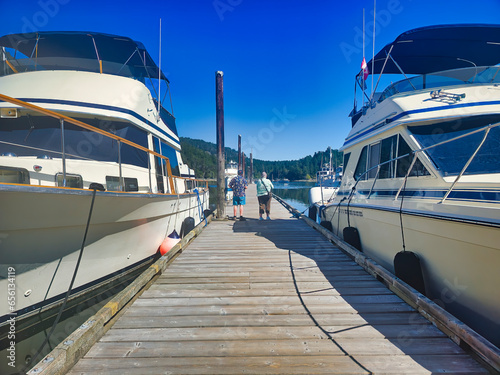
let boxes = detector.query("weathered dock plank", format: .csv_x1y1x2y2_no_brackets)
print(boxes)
69,355,488,375
67,184,491,374
82,337,467,358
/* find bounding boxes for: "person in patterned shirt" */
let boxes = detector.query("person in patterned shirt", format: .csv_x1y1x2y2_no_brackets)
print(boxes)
228,170,248,220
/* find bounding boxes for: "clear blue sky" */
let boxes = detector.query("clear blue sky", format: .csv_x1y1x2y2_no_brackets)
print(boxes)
1,0,499,160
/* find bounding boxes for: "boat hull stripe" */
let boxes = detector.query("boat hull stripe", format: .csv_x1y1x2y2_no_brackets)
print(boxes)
337,188,500,204
337,202,500,228
344,100,500,147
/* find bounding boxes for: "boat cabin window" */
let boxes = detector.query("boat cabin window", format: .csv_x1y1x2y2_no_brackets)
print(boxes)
368,142,381,179
354,135,430,181
56,173,83,188
105,176,139,192
0,116,149,168
160,141,180,176
0,166,29,184
354,146,368,180
153,137,165,193
396,137,431,177
409,117,500,176
379,136,397,178
152,137,181,193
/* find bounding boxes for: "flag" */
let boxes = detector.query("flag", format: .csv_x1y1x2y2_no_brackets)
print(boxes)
361,57,369,81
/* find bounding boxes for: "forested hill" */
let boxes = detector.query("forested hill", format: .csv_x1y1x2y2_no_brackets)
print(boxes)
180,137,342,181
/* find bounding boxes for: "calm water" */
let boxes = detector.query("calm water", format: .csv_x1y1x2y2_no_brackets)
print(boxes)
272,180,315,214
0,266,145,374
210,180,315,214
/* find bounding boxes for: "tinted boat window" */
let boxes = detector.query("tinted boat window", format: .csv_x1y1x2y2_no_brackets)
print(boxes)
0,166,29,184
353,135,430,181
396,136,430,177
409,116,500,176
354,146,368,181
0,116,148,168
106,176,139,191
160,141,180,176
56,173,83,188
379,135,397,179
343,153,351,171
368,142,381,179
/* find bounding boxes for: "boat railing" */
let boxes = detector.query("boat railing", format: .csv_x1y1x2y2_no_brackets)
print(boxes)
177,176,210,192
0,93,210,194
377,65,500,103
352,122,500,202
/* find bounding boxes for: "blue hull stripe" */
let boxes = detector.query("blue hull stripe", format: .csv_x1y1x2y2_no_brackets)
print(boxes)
344,100,500,147
337,202,500,228
15,97,180,147
337,188,500,204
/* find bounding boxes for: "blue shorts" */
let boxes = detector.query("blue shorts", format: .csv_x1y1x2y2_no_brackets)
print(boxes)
233,196,246,205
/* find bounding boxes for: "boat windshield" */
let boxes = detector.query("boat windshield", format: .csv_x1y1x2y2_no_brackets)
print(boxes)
378,66,500,103
408,116,500,176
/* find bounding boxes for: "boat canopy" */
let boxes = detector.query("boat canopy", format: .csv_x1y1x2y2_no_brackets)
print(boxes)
366,24,500,75
0,31,168,82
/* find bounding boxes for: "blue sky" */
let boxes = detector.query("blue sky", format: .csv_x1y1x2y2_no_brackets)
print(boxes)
1,0,500,160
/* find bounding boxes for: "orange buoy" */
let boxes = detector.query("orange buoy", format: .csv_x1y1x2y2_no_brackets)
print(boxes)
159,230,180,256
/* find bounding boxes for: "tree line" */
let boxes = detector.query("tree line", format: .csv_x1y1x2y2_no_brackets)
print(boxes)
180,137,343,181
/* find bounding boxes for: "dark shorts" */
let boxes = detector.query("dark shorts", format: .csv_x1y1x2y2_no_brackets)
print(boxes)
233,195,246,205
258,194,271,214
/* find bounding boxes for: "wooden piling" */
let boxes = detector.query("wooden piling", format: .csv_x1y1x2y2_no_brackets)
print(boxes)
250,152,253,183
238,134,242,172
242,151,246,178
215,71,225,219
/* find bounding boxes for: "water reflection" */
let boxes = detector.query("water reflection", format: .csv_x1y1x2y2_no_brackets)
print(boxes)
272,181,315,213
0,264,148,374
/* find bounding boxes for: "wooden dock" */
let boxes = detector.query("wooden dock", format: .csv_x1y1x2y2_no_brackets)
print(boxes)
66,184,491,374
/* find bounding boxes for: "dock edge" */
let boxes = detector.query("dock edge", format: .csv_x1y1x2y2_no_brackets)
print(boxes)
26,211,215,375
273,194,500,373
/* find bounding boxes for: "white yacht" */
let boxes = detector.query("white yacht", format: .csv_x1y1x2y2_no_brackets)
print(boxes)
0,32,209,334
308,149,342,221
224,160,238,201
321,24,500,346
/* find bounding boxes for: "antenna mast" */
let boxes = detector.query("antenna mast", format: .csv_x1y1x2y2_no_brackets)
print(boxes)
158,18,162,121
371,0,376,98
362,8,365,107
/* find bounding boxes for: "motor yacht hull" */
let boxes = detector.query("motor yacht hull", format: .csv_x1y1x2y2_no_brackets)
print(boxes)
324,24,500,346
323,195,499,344
0,184,208,329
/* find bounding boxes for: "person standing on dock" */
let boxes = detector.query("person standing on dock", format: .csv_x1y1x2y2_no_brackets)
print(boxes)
229,170,248,220
256,172,274,220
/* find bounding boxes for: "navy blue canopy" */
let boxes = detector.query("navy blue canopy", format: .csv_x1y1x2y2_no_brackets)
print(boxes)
366,24,500,75
0,31,168,81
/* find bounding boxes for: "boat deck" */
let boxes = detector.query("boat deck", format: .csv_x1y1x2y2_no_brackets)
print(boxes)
67,184,490,374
